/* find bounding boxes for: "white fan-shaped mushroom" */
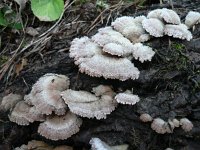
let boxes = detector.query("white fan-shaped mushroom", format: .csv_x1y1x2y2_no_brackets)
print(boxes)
92,85,113,96
112,16,150,43
185,11,200,28
61,89,117,119
38,112,82,141
147,8,181,24
70,37,101,63
180,118,193,132
79,54,140,81
164,24,193,41
142,18,164,37
151,118,168,134
90,138,128,150
9,101,33,125
0,93,22,111
132,43,155,63
115,92,140,105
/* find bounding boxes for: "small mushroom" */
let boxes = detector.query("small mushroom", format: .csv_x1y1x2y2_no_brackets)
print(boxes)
115,91,140,105
112,16,150,43
142,18,165,37
61,88,117,119
132,43,155,63
92,85,113,96
147,8,181,24
185,11,200,28
70,37,101,63
139,113,153,122
172,118,180,127
9,101,33,125
180,118,193,132
90,138,129,150
151,118,168,134
24,74,69,115
38,112,82,141
164,24,193,41
0,93,22,111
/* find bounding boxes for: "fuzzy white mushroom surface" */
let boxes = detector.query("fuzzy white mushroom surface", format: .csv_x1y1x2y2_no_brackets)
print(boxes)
132,43,155,63
90,138,128,150
0,93,22,111
142,18,165,37
164,24,193,41
61,89,117,119
139,113,153,122
78,54,140,81
70,37,101,63
9,101,33,126
115,92,140,105
180,118,193,132
151,118,167,134
147,8,181,24
185,11,200,28
38,112,82,141
112,16,150,43
92,85,113,96
24,73,69,115
172,118,180,127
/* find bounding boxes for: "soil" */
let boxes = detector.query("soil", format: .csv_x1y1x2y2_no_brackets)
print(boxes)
0,0,200,150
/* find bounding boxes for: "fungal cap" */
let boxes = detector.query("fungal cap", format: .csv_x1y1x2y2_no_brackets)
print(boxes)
70,36,101,62
164,24,193,41
65,91,117,119
27,140,53,150
9,101,32,126
61,89,99,103
160,8,181,24
28,90,66,115
147,8,181,24
90,138,128,150
180,118,193,132
31,73,70,92
92,85,113,96
38,112,82,141
172,118,180,127
79,54,140,81
115,92,140,105
142,18,164,37
151,118,167,134
139,113,153,122
102,43,126,56
132,43,155,63
0,93,22,111
185,11,200,28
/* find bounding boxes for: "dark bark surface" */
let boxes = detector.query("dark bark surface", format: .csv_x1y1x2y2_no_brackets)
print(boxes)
0,0,200,149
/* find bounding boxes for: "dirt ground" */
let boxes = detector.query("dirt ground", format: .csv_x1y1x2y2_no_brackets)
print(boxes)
0,0,200,149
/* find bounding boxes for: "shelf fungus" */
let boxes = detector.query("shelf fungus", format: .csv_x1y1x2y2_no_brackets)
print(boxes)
132,43,155,63
61,85,117,119
185,11,200,28
142,18,165,37
24,73,69,115
151,118,173,134
147,8,181,25
115,90,140,105
180,118,193,132
38,112,82,141
111,16,150,43
0,93,22,111
90,138,129,150
164,24,192,41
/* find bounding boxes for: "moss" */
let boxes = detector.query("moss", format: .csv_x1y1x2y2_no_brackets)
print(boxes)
0,55,9,65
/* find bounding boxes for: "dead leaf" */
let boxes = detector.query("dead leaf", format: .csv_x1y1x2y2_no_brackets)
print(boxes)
26,27,39,36
15,58,27,76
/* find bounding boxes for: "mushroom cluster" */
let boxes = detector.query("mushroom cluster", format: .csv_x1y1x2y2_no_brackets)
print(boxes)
139,114,193,134
69,8,194,81
5,73,140,141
